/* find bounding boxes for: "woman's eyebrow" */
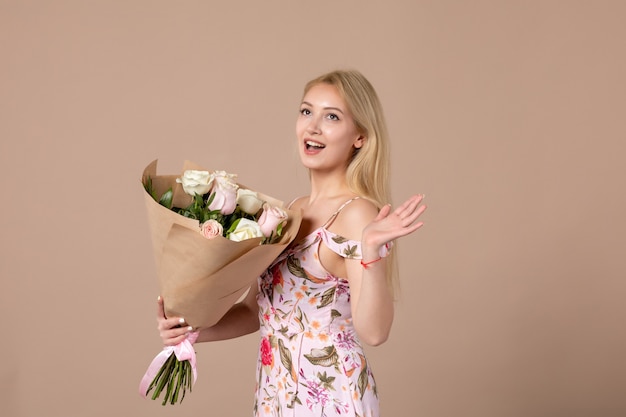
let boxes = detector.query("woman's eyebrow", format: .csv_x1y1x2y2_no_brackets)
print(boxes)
301,101,345,114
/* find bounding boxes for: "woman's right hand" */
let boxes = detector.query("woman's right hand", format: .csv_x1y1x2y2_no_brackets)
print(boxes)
157,296,193,346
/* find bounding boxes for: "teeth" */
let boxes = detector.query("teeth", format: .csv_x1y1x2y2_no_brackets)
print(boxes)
306,140,325,149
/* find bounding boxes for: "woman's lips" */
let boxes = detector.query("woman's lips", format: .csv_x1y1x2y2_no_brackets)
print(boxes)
305,140,325,151
303,139,325,155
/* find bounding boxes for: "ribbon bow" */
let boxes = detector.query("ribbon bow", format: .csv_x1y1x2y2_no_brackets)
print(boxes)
138,331,199,398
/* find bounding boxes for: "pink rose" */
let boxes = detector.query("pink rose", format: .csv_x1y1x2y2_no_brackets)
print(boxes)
200,219,223,239
208,171,238,215
258,204,288,237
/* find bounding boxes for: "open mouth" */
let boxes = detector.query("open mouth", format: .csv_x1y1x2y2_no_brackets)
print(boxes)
305,140,325,150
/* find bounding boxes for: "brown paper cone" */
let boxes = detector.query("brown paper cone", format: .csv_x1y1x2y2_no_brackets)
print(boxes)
141,160,302,328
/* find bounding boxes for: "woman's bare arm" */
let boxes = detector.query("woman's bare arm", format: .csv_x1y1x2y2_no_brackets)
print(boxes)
341,195,426,346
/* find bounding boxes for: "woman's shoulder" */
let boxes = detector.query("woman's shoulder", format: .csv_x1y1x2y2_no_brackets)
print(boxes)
329,196,379,240
340,196,378,219
286,195,308,210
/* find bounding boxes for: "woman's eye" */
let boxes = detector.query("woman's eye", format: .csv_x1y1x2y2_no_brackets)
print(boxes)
300,108,311,116
327,113,339,121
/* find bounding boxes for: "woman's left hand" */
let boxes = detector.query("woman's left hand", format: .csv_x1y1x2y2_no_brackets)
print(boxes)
362,194,427,252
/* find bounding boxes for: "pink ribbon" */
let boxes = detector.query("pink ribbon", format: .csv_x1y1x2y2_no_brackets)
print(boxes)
138,331,200,398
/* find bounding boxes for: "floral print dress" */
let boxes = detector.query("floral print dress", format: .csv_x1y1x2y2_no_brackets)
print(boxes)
254,198,380,417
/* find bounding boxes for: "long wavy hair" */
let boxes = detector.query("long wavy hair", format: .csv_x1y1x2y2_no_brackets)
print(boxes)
302,69,399,293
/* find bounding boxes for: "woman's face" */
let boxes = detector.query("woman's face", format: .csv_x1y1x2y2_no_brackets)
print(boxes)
296,83,364,172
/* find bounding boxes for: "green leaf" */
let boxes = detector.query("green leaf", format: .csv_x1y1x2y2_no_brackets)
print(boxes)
194,193,204,207
159,188,173,209
278,339,296,382
143,176,154,197
286,256,308,280
332,234,349,244
304,346,339,367
317,287,336,309
357,354,369,400
206,191,215,206
293,307,305,333
342,244,360,259
225,218,241,235
317,371,336,390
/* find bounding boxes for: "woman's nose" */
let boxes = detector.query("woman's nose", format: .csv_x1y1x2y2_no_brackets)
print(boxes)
306,115,321,134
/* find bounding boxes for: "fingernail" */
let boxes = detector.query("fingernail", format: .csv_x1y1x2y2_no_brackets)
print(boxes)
157,295,161,301
187,326,193,331
179,318,185,324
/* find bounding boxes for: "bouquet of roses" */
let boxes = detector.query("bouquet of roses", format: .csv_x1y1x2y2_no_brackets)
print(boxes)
138,160,301,405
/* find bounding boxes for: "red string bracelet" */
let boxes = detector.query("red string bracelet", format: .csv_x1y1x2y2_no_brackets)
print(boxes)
360,257,383,269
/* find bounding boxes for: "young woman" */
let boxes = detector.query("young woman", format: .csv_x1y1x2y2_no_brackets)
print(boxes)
157,69,427,416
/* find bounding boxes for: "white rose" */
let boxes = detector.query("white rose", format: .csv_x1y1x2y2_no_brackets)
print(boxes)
176,170,214,196
236,189,264,215
212,171,238,188
228,218,264,242
200,219,223,239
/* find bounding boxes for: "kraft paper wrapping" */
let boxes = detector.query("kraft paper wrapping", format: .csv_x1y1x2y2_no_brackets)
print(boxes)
142,160,302,329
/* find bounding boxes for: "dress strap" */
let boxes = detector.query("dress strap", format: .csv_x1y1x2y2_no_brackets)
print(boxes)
321,197,361,228
286,196,304,209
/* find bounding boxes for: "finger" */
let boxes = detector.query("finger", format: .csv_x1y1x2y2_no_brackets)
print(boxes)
160,320,191,335
394,196,416,216
158,316,188,331
163,328,192,346
165,334,188,347
157,296,189,326
395,194,424,218
156,295,166,320
403,204,427,225
393,218,426,240
406,220,425,234
375,204,392,221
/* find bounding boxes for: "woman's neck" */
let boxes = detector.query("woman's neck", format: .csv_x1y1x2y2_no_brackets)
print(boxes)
307,169,353,203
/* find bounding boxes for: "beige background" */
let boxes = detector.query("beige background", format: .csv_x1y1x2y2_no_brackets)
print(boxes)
1,1,625,416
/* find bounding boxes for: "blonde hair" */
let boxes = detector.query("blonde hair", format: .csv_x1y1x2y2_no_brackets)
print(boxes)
303,70,399,294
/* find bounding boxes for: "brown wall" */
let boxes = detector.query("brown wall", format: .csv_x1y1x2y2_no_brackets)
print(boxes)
1,1,625,416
